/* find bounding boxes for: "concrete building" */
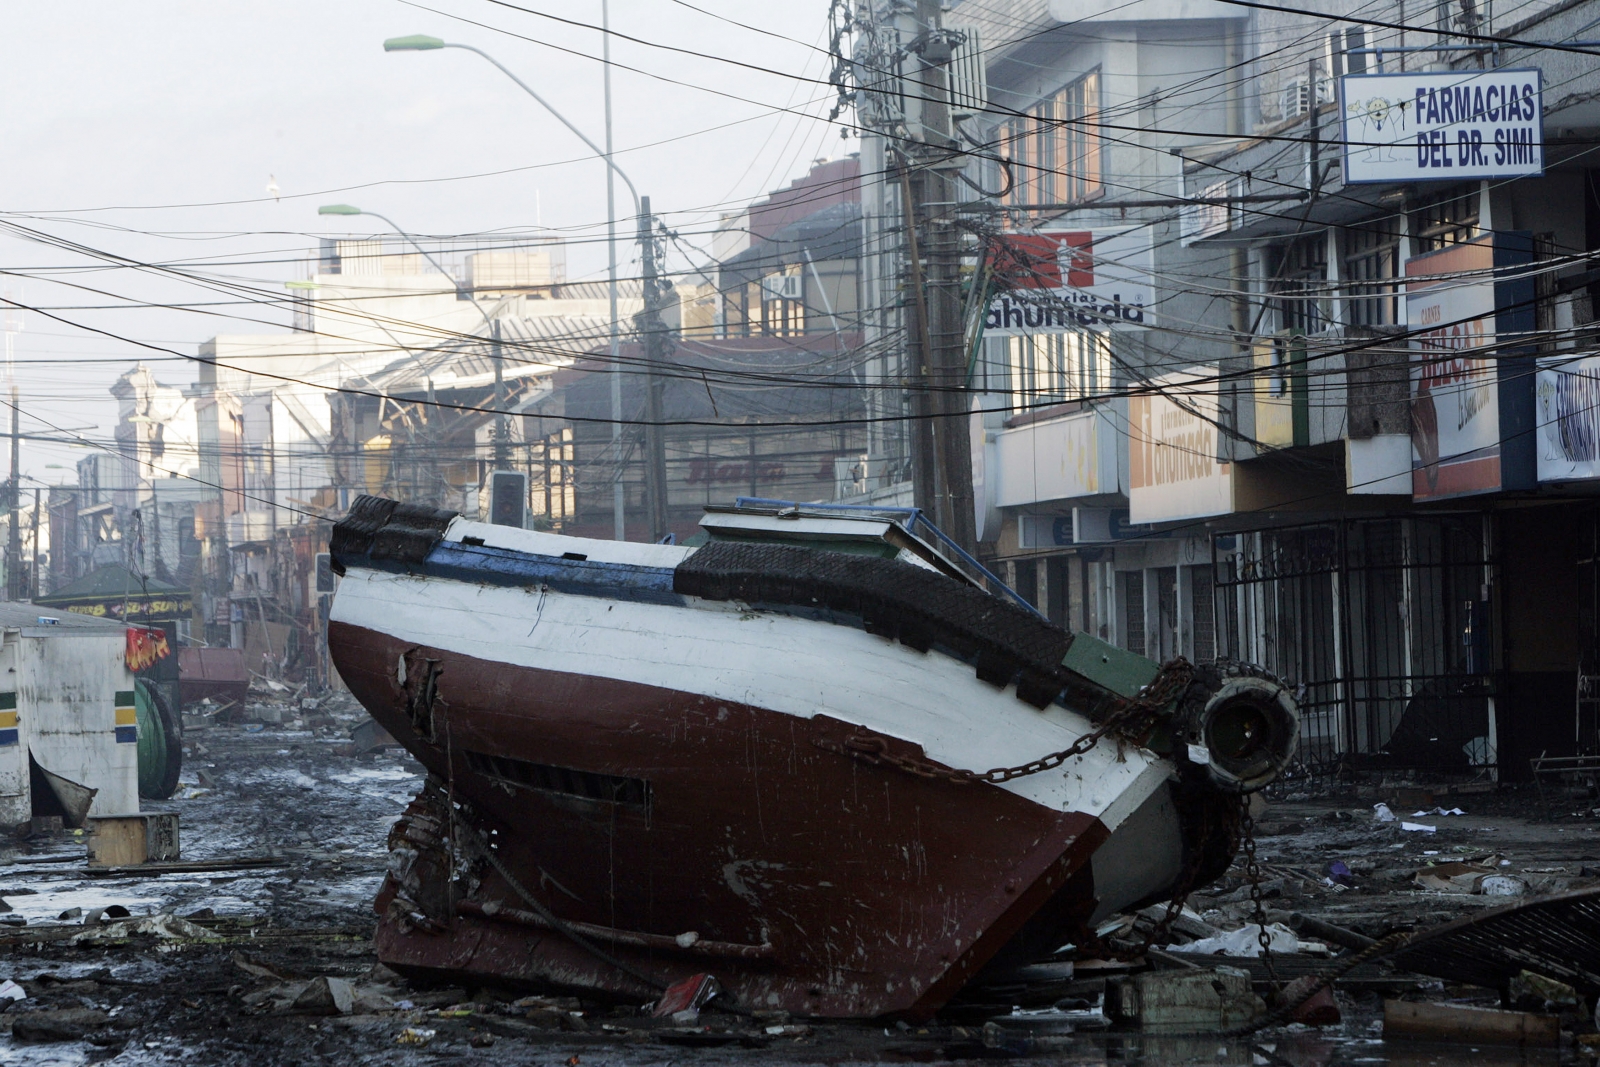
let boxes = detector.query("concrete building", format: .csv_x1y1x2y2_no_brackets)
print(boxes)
956,0,1600,777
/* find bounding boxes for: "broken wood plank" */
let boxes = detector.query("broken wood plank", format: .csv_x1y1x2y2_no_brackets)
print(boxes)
1383,1000,1560,1048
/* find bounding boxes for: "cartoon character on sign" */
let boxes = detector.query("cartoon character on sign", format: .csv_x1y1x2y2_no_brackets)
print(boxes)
1053,233,1094,290
1349,96,1406,163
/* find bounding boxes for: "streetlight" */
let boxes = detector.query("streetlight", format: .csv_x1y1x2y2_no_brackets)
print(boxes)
385,26,638,542
317,204,472,301
317,203,512,468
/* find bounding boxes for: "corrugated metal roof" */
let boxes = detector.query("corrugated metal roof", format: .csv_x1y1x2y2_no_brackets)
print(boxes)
37,563,186,603
0,603,126,631
357,312,628,394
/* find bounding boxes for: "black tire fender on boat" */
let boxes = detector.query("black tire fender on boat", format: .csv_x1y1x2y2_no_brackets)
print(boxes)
1171,661,1299,794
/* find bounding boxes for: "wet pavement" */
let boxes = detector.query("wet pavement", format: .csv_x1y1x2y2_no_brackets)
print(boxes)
1,700,1596,1065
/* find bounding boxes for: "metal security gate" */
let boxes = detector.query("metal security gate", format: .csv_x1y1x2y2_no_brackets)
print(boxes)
1213,517,1493,773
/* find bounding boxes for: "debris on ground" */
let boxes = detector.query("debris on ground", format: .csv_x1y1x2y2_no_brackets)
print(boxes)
1384,999,1561,1047
4,705,1599,1062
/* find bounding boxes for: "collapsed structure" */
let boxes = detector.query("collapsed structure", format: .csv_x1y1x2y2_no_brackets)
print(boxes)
326,495,1297,1017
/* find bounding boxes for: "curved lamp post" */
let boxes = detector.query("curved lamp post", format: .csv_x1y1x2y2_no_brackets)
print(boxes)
385,29,638,541
317,203,511,466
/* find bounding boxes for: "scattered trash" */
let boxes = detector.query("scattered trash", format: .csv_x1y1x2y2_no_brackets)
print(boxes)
1327,861,1356,887
1508,970,1578,1010
292,976,355,1016
1106,967,1263,1031
652,973,722,1018
70,914,214,944
396,1027,436,1046
1277,975,1340,1026
1412,807,1466,817
83,905,132,926
0,978,27,1003
1168,922,1302,958
1480,875,1528,896
1384,1000,1559,1048
1414,862,1499,893
10,1008,112,1043
87,812,181,867
1401,821,1437,833
1390,885,1600,993
232,951,290,981
1373,803,1397,823
347,718,398,755
985,1004,1105,1037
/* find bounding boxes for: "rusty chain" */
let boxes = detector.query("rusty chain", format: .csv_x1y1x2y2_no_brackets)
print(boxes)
811,657,1220,962
813,657,1197,786
1240,796,1282,988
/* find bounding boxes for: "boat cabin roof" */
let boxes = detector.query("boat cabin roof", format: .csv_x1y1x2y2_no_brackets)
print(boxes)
698,503,975,585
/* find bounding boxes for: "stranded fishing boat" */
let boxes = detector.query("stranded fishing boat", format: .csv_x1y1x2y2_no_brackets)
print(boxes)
327,495,1298,1019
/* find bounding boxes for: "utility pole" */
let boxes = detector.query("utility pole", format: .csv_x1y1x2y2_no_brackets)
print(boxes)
30,487,40,600
6,388,18,601
636,196,671,543
491,318,510,469
906,0,976,554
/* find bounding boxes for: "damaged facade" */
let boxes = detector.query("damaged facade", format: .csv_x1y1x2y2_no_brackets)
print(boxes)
937,0,1600,781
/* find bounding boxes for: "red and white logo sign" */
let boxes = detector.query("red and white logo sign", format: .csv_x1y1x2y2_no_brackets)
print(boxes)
984,229,1153,333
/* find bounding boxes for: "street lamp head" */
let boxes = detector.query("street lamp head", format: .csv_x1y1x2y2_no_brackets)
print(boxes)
318,204,363,217
385,34,446,52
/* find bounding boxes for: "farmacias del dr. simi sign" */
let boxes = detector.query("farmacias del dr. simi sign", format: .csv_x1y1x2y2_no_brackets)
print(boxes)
1339,68,1543,184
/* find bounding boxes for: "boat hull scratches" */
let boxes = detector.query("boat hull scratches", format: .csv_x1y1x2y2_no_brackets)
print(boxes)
331,619,1109,1019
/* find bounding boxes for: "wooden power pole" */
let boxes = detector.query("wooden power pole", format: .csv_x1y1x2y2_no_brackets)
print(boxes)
906,0,976,554
636,196,672,543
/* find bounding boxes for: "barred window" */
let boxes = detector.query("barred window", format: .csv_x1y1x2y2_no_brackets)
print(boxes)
1273,233,1329,334
1006,330,1113,408
1002,71,1103,207
1344,217,1401,327
1412,184,1479,253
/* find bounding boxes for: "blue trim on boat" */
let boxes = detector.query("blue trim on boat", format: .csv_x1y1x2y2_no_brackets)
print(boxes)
0,728,16,746
353,540,685,606
114,726,138,744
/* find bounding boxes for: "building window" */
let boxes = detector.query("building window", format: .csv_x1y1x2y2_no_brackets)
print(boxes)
1344,217,1401,327
1005,330,1112,409
1014,558,1038,608
1189,565,1215,662
530,427,574,530
1412,185,1479,253
1121,570,1146,656
759,268,805,337
1273,233,1329,334
1002,71,1103,206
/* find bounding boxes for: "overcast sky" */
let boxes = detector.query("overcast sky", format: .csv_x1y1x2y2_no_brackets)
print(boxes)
0,0,839,485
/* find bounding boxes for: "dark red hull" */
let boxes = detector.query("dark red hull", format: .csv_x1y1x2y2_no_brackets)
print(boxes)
332,620,1111,1019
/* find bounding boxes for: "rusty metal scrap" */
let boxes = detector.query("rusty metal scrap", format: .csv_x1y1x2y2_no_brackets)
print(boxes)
1388,885,1600,995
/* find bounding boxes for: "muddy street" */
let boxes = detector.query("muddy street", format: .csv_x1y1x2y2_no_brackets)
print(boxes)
1,695,1596,1065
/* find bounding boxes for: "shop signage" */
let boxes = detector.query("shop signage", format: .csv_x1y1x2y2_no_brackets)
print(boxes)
994,405,1116,507
1340,69,1543,184
1128,369,1232,523
1406,232,1536,500
62,597,192,621
1536,354,1600,482
985,229,1154,333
